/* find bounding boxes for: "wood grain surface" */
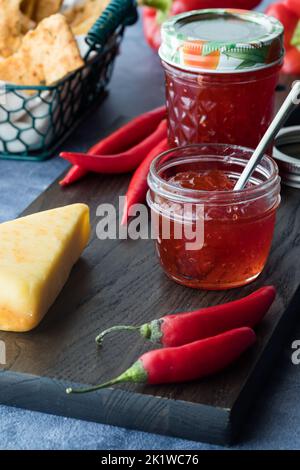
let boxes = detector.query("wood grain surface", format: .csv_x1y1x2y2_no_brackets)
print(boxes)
0,32,300,445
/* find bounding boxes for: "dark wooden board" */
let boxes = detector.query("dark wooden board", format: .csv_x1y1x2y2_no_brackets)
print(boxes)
0,23,300,445
2,161,300,446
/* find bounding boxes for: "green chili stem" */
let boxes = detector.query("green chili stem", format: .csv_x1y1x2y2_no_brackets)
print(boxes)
139,0,171,13
291,20,300,47
66,361,148,395
66,376,125,394
95,325,141,346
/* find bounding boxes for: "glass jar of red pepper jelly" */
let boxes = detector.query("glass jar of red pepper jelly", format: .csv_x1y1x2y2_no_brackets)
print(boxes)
147,144,281,290
159,9,284,149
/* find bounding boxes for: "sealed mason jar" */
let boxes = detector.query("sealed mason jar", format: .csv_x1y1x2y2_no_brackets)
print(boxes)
147,144,281,290
159,9,284,149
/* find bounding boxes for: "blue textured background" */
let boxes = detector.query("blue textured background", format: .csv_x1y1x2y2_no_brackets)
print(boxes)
2,0,300,450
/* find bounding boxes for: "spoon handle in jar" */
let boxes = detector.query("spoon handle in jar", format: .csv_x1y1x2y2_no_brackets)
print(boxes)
234,82,300,191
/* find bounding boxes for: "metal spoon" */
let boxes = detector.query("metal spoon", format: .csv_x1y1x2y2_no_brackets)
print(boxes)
234,81,300,191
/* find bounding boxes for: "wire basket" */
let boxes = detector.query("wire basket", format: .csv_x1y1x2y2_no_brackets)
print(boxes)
0,0,138,161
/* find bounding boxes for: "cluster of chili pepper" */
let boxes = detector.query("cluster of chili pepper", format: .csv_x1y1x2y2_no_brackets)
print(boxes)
142,0,262,51
60,105,166,185
60,106,168,224
66,286,275,393
121,137,169,225
266,0,300,74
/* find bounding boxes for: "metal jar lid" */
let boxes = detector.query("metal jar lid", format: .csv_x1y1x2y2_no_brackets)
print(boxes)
273,126,300,188
159,9,284,74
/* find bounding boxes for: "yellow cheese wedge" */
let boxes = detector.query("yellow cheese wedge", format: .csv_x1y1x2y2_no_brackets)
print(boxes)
0,203,90,332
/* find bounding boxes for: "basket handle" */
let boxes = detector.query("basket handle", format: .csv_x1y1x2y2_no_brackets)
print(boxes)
86,0,138,50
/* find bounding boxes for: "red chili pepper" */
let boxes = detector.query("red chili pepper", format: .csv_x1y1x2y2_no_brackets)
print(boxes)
59,106,166,186
283,46,300,74
266,1,300,74
59,165,88,187
143,1,262,51
142,7,162,50
286,0,300,17
66,327,256,393
173,0,262,10
95,286,275,347
266,2,298,49
60,119,167,174
121,137,169,225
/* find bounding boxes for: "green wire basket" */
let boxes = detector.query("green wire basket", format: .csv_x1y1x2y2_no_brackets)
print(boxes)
0,0,138,161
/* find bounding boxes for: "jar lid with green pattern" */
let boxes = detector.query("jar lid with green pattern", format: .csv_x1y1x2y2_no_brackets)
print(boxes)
159,9,284,74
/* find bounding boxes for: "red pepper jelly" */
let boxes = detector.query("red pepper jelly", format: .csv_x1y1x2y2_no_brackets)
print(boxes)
147,144,281,290
159,9,284,149
169,170,236,191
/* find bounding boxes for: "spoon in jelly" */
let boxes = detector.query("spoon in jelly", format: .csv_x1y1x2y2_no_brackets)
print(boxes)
234,81,300,191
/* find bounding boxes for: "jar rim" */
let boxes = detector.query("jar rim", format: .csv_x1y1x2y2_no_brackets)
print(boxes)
148,143,280,205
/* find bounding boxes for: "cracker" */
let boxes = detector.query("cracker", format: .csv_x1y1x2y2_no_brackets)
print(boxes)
64,0,109,35
21,0,37,18
0,1,37,57
20,12,36,35
0,0,23,57
33,0,63,22
28,13,84,84
0,53,39,87
0,13,84,87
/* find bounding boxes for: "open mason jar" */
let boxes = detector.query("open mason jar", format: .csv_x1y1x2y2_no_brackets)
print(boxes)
159,9,284,149
147,144,281,290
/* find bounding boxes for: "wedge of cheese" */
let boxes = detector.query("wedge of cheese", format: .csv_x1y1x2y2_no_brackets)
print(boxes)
0,203,90,332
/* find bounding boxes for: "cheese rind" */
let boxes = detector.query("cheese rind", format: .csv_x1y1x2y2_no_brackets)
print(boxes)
0,203,90,332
